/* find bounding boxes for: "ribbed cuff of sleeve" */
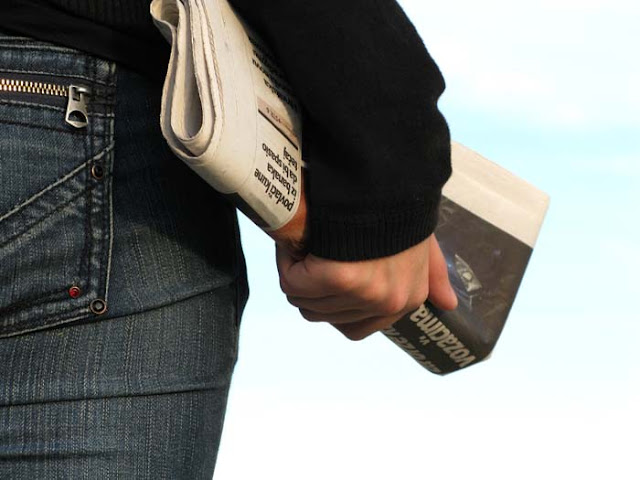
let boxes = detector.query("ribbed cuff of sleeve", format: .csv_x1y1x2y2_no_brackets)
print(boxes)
307,192,442,261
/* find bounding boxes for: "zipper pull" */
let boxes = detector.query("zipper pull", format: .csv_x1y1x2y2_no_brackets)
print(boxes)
65,85,91,129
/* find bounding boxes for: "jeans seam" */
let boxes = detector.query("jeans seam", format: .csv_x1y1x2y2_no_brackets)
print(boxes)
0,281,235,340
0,144,113,224
85,59,95,291
0,304,91,339
0,289,71,316
0,382,232,409
104,62,117,303
0,188,88,249
100,283,238,325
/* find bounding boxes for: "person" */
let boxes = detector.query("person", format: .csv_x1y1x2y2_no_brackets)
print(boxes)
0,0,456,478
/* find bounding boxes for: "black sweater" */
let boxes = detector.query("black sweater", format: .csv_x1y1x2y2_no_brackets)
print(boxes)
0,0,452,261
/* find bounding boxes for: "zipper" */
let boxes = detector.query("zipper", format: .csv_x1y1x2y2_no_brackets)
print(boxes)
0,78,91,129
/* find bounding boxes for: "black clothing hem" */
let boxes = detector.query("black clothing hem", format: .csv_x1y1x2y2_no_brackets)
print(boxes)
308,192,441,261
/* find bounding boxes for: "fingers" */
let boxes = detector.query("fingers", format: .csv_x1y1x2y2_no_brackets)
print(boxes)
275,244,296,277
276,246,360,299
287,295,363,314
275,246,324,299
427,236,458,311
276,235,457,344
332,315,402,341
298,308,373,324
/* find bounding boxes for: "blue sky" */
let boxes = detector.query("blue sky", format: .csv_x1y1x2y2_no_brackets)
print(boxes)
216,1,639,478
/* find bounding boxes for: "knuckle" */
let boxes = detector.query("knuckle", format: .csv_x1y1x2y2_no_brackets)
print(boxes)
361,280,385,304
407,286,429,311
379,291,408,316
328,269,358,292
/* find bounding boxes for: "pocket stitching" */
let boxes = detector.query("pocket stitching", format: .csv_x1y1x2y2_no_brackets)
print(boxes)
0,187,87,249
0,306,92,339
0,44,116,338
0,143,113,224
0,146,112,334
1,289,73,317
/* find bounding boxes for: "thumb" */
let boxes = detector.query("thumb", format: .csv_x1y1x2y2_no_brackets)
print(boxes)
275,244,297,278
427,235,458,311
275,245,320,297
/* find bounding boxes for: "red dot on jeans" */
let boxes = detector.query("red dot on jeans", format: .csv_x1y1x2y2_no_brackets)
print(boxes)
69,286,81,298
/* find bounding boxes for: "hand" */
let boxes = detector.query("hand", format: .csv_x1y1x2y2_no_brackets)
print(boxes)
276,234,458,340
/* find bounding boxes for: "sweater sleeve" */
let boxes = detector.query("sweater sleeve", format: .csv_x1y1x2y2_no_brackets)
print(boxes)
229,0,452,261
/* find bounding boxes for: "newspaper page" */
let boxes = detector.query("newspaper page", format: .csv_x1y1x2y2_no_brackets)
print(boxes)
383,143,550,374
150,0,303,232
237,29,304,231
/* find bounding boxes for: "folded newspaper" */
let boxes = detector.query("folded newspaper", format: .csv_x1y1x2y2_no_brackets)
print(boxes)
150,0,550,374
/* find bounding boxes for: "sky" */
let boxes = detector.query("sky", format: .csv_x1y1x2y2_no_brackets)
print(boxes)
215,1,639,478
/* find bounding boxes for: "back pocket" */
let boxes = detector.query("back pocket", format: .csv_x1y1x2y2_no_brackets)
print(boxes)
0,37,116,338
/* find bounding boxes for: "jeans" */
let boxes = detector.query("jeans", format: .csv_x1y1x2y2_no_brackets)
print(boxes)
0,32,249,479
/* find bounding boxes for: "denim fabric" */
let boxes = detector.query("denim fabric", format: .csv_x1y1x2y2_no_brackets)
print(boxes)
0,32,249,479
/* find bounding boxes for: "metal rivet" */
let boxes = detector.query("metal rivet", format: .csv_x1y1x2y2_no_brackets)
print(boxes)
68,285,82,298
90,299,108,315
91,164,105,180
